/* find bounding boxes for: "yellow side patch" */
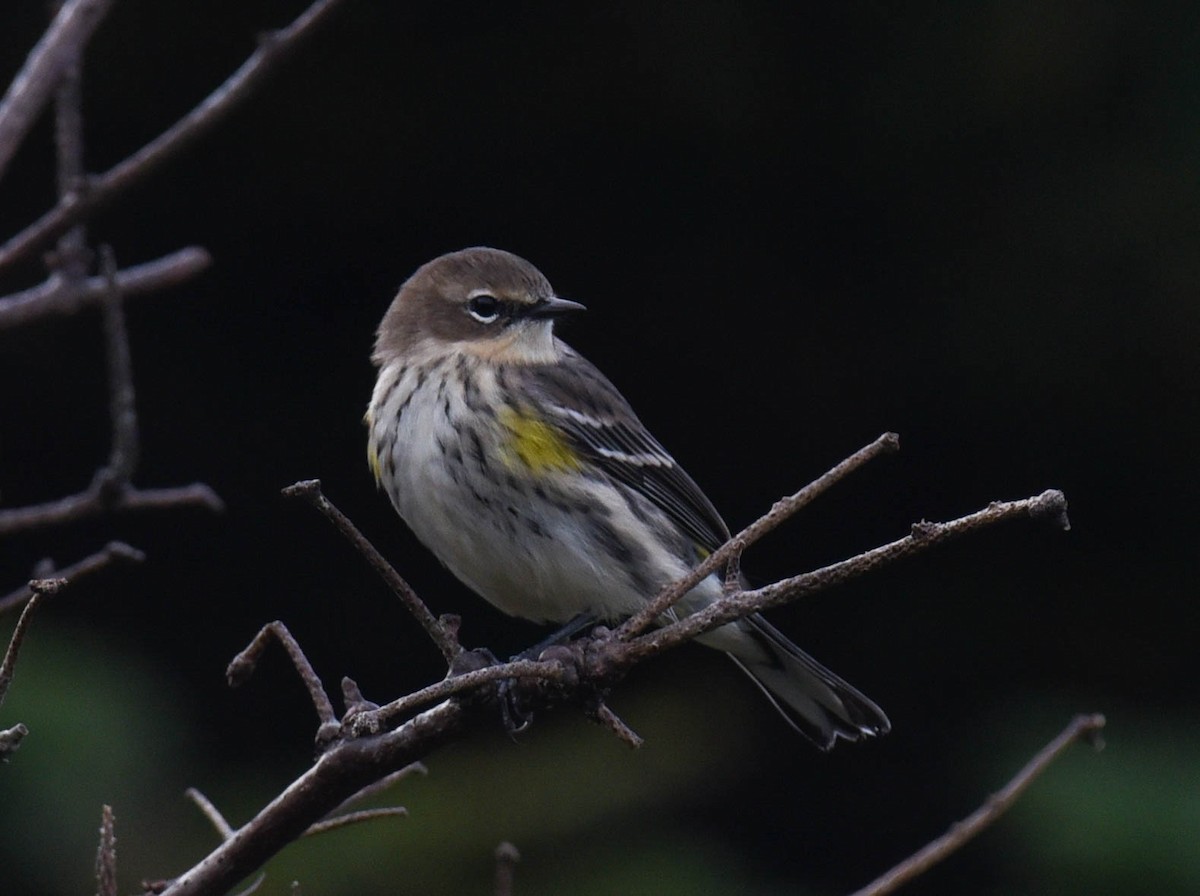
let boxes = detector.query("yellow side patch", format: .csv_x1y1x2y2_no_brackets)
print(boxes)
500,406,581,473
367,440,382,485
364,409,383,485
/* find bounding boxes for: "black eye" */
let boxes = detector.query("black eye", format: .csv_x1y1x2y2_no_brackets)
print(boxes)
467,294,501,323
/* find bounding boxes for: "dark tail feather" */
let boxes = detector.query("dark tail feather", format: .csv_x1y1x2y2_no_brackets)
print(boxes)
727,614,890,751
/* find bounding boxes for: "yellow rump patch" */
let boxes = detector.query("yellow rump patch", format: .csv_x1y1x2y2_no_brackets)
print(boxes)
500,407,581,473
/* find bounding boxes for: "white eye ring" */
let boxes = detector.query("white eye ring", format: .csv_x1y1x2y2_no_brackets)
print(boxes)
467,293,501,323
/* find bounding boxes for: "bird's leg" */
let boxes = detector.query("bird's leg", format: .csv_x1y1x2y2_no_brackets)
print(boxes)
495,613,598,735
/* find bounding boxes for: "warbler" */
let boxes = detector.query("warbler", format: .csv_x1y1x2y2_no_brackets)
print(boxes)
366,247,889,749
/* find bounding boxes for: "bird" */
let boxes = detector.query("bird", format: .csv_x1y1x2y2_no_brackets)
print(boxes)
365,246,890,749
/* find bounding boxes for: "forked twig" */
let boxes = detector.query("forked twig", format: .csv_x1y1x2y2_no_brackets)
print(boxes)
617,432,900,640
0,541,144,615
1,544,144,762
0,245,223,538
0,483,223,536
849,713,1107,896
0,0,352,274
0,247,211,329
227,621,338,742
623,489,1070,663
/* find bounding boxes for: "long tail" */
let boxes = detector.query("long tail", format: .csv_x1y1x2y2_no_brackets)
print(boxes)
725,614,891,750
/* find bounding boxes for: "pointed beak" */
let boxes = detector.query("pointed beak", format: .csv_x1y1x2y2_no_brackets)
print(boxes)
528,296,586,320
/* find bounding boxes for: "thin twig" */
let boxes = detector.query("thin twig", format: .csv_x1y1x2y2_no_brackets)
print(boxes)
1,548,133,758
282,480,460,664
159,699,474,896
494,842,520,896
849,713,1107,896
227,621,339,743
591,702,643,748
0,0,114,182
623,489,1070,664
348,659,565,737
0,540,145,615
98,246,139,484
303,806,407,837
1,592,45,707
0,482,224,536
0,0,351,274
95,804,117,896
0,248,211,329
0,249,224,533
228,875,265,896
323,762,427,818
617,432,900,640
185,789,235,842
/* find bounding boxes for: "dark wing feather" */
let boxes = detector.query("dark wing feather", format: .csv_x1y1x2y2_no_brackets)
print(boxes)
522,346,730,552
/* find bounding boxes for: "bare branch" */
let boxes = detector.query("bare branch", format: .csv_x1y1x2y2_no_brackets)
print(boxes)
226,621,339,745
494,842,520,896
0,0,351,274
283,479,461,664
849,713,1107,896
152,463,1071,894
622,489,1070,664
95,804,117,896
0,480,222,537
0,540,144,615
0,251,225,537
185,789,235,842
0,248,211,329
1,543,144,761
0,0,114,182
618,431,900,640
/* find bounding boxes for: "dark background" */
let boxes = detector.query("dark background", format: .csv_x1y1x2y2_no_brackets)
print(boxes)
1,3,1196,894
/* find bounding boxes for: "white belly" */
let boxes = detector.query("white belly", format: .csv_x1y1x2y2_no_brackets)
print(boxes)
369,358,684,623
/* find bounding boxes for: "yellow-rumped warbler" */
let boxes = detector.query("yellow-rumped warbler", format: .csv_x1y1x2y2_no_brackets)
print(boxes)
366,247,889,749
